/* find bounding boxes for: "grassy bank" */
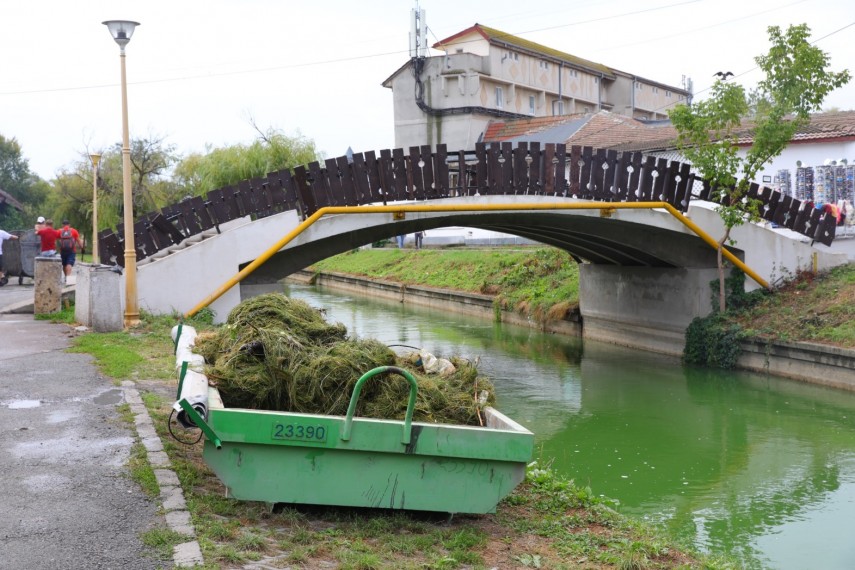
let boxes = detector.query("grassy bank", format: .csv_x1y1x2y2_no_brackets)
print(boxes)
310,247,580,322
729,263,855,347
311,247,855,349
60,310,721,569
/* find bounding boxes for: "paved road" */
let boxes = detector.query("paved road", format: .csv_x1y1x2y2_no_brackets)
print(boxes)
0,280,36,313
0,315,169,569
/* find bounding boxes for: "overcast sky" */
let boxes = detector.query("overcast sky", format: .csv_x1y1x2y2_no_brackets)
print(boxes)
1,0,852,181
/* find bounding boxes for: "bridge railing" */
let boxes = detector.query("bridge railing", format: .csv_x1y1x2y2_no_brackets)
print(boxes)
97,143,838,266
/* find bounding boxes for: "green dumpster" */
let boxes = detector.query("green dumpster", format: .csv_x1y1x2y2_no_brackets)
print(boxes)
194,366,534,514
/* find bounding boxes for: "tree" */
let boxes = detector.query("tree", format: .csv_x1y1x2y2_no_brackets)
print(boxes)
173,128,318,197
0,134,47,229
669,24,850,312
48,134,180,237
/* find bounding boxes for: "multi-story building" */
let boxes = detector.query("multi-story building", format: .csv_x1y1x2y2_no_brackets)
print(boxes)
383,23,692,153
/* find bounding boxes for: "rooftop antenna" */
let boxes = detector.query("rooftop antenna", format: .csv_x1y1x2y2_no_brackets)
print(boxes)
409,1,427,58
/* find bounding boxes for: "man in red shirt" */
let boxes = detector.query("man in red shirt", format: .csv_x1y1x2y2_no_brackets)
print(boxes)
35,217,60,257
57,220,83,282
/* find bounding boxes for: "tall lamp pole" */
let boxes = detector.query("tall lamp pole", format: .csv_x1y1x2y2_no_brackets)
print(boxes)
89,153,101,265
102,19,140,327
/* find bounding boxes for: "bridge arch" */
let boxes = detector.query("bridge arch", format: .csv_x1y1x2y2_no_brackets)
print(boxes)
117,143,847,355
242,196,722,287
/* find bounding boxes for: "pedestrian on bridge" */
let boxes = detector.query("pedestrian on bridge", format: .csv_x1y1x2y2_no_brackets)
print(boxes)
0,228,19,286
414,231,424,249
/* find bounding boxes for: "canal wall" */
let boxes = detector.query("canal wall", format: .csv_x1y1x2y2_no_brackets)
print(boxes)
288,270,855,392
737,339,855,391
285,270,582,336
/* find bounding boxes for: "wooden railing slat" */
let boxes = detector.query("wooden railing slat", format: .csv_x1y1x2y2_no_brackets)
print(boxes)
324,158,344,207
392,148,409,200
434,144,449,198
475,143,488,196
364,151,385,204
513,142,528,194
293,165,317,217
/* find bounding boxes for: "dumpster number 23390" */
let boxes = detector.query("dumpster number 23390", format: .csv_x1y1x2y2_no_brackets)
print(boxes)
272,422,327,442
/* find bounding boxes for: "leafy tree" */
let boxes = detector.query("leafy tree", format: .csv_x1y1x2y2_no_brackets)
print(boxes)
173,128,318,197
0,134,47,229
48,134,180,237
669,24,850,312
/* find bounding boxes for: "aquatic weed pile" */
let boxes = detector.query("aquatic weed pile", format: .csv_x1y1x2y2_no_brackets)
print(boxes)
194,293,495,425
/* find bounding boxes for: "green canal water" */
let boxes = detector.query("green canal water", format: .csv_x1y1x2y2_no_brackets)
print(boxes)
268,282,855,569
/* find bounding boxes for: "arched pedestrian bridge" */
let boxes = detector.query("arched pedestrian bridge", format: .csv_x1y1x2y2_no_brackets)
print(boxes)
96,143,848,355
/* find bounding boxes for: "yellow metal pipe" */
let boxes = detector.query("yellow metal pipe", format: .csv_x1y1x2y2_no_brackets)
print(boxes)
660,203,770,289
185,201,769,318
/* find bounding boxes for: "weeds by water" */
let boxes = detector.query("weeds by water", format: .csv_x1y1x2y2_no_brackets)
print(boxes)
732,263,855,347
310,247,580,323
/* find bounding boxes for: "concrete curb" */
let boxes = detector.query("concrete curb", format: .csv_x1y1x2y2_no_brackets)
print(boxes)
121,380,204,568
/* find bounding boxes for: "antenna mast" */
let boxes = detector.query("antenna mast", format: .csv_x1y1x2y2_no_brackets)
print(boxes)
409,1,427,58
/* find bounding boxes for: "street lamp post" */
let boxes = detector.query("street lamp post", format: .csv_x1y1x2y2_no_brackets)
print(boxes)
102,19,140,327
89,153,101,265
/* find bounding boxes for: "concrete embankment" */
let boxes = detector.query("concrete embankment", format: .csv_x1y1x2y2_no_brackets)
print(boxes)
737,339,855,391
289,270,855,392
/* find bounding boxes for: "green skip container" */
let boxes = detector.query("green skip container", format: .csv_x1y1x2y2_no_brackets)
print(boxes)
191,366,534,514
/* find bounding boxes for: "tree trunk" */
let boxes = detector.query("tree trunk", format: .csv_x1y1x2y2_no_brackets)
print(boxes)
717,227,732,313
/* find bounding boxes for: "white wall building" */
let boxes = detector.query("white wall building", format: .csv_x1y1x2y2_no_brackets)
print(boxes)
383,23,691,153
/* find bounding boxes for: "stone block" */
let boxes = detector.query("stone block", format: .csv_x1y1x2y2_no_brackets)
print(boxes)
34,257,63,315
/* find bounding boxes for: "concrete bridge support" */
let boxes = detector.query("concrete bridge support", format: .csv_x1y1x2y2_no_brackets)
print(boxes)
579,265,720,356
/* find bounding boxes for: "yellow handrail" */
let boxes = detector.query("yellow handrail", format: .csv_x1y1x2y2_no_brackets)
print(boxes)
184,201,769,318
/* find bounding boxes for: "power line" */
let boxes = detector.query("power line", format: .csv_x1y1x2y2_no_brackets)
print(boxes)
528,20,855,154
690,20,855,101
593,0,809,53
0,48,408,96
0,0,703,97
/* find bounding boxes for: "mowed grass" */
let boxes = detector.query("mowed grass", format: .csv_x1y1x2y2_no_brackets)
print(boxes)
67,311,217,381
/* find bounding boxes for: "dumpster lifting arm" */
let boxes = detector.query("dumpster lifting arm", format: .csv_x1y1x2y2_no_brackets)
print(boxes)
341,366,418,445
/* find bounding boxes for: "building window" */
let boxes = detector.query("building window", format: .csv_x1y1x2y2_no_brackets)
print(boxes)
539,60,549,70
635,81,642,90
652,87,659,94
496,86,504,109
552,100,564,116
456,48,463,54
593,77,598,84
666,90,671,98
529,95,536,115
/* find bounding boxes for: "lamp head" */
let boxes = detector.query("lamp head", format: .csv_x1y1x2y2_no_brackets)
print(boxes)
90,153,102,168
102,20,140,50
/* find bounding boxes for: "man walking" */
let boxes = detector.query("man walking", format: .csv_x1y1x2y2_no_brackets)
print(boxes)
35,217,59,256
57,220,83,283
0,228,19,286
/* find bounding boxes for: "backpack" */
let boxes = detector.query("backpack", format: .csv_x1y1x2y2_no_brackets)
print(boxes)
59,228,75,253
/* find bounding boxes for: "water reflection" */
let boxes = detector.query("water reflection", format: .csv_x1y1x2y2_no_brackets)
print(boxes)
250,282,855,570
